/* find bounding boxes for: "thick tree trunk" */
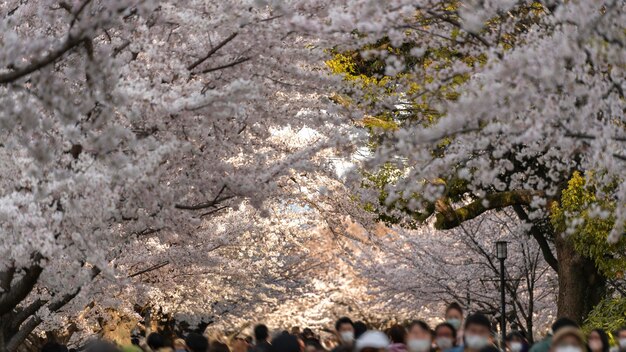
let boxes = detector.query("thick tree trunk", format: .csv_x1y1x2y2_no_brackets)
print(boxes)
555,234,606,324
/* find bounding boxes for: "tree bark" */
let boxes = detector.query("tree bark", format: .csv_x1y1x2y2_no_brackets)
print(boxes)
554,234,606,324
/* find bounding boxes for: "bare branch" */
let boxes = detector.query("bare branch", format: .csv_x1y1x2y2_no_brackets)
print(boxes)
187,32,239,71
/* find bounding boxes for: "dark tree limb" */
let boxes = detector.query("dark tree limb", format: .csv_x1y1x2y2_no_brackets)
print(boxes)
5,266,100,352
0,259,43,316
198,57,251,74
0,35,85,84
434,190,544,229
128,261,169,278
513,205,559,271
187,32,239,71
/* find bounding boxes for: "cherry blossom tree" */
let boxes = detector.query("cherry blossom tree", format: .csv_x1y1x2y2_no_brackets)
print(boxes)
311,0,625,322
352,211,557,341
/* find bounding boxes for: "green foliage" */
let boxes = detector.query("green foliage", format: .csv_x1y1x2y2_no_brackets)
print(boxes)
550,172,626,278
583,296,626,338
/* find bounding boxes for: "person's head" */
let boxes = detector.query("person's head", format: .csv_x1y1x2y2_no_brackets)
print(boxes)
147,333,165,351
231,337,248,352
587,329,609,352
355,321,368,340
83,341,120,352
335,317,355,344
254,324,270,343
269,334,301,352
615,327,626,350
302,328,315,339
506,331,526,352
388,325,407,344
209,342,230,352
355,331,390,352
551,318,579,335
42,342,69,352
463,314,492,351
550,327,585,352
445,303,464,330
186,333,209,352
434,322,457,350
173,338,187,352
407,321,433,352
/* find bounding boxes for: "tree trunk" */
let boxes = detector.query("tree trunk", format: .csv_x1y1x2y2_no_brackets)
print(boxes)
555,234,606,324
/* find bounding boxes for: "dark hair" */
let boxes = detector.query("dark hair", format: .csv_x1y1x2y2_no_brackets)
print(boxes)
435,323,457,341
506,331,526,342
590,329,610,352
254,324,269,341
615,326,626,336
302,328,315,338
479,345,500,352
83,341,120,352
446,303,463,316
551,318,579,333
147,333,165,350
186,333,209,352
335,317,354,331
409,320,432,335
42,343,69,352
209,341,230,352
464,313,492,332
389,325,407,344
269,334,300,352
354,321,368,339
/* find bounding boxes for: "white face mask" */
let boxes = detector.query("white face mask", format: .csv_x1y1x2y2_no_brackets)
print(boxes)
340,331,355,344
619,339,626,349
447,319,462,330
436,337,454,350
555,346,582,352
511,342,523,352
408,338,431,352
465,335,489,350
588,341,603,351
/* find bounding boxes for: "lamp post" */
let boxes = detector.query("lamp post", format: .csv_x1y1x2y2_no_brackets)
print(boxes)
496,241,508,351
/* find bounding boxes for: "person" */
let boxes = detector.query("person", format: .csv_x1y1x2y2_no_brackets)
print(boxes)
332,317,355,352
449,313,493,352
186,333,210,352
84,341,121,352
445,303,464,345
209,342,230,352
252,325,271,352
147,333,169,352
355,321,369,340
269,334,302,352
434,323,457,352
587,329,609,352
388,325,408,352
506,331,528,352
355,331,390,352
173,338,187,352
529,318,579,352
550,326,585,352
407,320,433,352
615,327,626,352
231,337,249,352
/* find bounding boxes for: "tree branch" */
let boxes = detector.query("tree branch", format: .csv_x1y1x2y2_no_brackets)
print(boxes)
434,190,544,229
0,258,43,316
513,205,559,271
0,35,85,84
187,32,239,71
198,57,250,74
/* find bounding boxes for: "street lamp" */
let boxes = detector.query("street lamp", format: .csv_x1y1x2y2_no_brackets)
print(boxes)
496,241,508,351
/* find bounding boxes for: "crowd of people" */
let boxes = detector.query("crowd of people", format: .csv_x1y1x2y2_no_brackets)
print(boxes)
39,303,626,352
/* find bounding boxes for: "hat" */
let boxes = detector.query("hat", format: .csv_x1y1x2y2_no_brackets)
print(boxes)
355,331,390,351
552,326,584,346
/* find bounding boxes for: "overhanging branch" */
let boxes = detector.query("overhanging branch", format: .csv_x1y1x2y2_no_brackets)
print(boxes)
434,190,544,229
